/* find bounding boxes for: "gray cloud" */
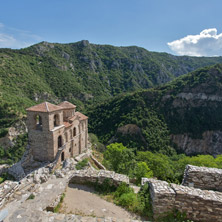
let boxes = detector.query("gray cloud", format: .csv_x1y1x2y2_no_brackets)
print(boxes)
168,28,222,57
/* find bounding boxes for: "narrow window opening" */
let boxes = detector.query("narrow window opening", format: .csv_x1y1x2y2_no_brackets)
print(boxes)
61,152,65,161
58,135,62,148
35,115,42,131
54,114,59,127
73,127,76,137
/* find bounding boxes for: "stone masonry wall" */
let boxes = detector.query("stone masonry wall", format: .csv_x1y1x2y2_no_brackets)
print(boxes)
142,178,222,222
182,164,222,191
69,169,129,186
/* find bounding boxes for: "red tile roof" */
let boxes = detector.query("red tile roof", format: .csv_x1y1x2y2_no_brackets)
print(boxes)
63,121,72,128
26,102,63,113
69,115,78,121
75,111,88,120
58,101,76,109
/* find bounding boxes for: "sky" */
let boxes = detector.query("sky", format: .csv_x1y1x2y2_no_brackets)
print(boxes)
0,0,222,56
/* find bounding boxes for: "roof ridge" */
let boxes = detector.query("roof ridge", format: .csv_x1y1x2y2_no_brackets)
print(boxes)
45,102,49,112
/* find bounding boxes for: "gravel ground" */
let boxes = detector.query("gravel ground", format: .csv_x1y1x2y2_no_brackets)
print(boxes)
60,184,139,220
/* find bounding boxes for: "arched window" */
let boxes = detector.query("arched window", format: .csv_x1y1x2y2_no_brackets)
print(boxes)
58,135,62,148
35,115,42,131
54,114,59,127
73,127,76,137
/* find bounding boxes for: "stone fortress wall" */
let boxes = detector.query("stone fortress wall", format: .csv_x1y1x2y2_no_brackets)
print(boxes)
69,169,129,186
3,149,222,222
142,164,222,222
182,164,222,191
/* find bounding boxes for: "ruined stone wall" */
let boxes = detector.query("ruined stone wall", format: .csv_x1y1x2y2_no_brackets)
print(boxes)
182,164,222,191
142,178,222,222
69,169,129,186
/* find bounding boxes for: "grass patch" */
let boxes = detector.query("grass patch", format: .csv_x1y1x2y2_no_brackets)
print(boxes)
27,193,35,200
76,158,89,170
156,209,193,222
0,177,4,184
0,172,15,184
92,179,152,219
54,193,65,213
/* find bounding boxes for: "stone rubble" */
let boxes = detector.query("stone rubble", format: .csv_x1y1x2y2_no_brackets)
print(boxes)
1,159,140,222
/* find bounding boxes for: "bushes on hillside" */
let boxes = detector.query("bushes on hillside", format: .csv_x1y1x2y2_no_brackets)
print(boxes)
103,143,222,184
0,134,27,165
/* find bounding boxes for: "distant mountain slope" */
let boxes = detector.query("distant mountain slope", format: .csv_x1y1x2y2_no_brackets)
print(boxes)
88,64,222,155
1,40,222,139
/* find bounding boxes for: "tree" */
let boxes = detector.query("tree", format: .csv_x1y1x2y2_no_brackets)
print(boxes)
132,162,153,185
103,143,136,174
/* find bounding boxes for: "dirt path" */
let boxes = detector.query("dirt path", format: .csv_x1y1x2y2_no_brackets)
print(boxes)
60,184,139,219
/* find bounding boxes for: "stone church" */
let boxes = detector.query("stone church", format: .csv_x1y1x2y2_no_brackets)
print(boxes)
26,101,88,164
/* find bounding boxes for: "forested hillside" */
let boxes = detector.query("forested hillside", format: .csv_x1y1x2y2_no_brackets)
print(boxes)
88,64,222,155
1,40,222,137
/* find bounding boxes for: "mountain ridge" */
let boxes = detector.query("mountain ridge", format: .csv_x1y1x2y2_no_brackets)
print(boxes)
88,63,222,155
1,40,222,147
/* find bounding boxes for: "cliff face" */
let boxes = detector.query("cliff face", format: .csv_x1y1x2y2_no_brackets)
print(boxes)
0,119,27,149
168,92,222,155
88,64,222,155
171,131,222,155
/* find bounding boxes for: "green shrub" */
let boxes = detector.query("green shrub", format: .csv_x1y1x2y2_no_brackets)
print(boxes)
76,158,88,170
89,133,105,152
131,162,153,185
0,177,4,184
0,128,8,138
156,209,192,222
27,193,35,200
94,178,116,194
0,134,27,165
118,192,137,207
114,182,133,198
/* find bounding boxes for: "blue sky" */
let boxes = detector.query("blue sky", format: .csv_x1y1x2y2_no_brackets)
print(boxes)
0,0,222,56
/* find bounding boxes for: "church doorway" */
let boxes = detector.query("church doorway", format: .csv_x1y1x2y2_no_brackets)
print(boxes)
61,152,65,161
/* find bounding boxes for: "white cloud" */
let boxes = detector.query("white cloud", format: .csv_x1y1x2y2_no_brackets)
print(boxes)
0,22,42,49
168,28,222,57
0,23,4,29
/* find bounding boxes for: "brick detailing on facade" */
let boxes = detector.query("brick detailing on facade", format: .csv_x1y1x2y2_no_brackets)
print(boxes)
142,178,222,222
182,164,222,191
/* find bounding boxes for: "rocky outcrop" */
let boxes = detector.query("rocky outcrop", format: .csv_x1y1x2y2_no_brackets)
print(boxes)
109,124,147,147
0,119,27,149
171,130,222,155
7,162,26,180
182,164,222,191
